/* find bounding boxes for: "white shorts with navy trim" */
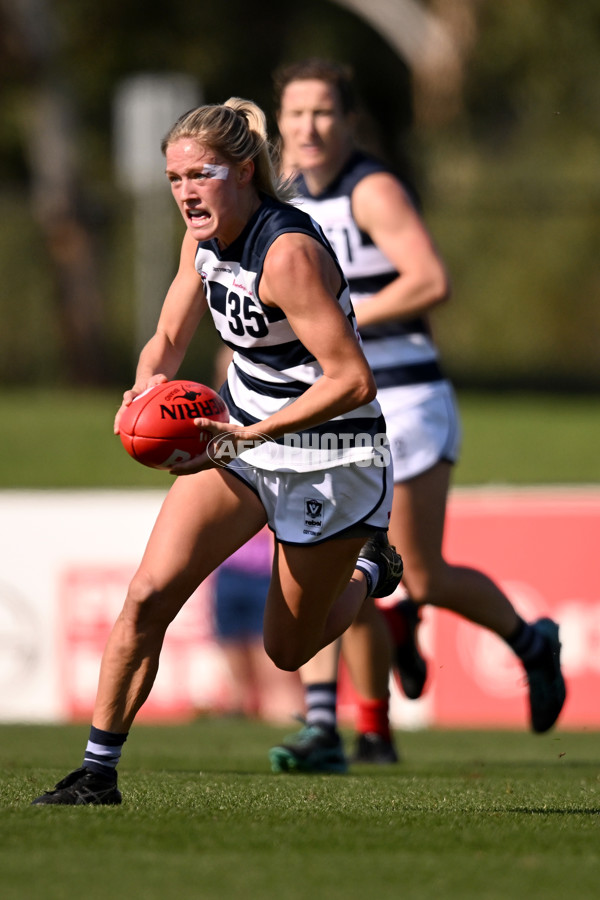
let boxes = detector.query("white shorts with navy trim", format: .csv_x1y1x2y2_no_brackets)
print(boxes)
377,379,462,483
226,456,393,545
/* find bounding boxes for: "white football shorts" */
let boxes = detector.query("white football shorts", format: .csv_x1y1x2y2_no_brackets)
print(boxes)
226,455,393,545
377,379,462,483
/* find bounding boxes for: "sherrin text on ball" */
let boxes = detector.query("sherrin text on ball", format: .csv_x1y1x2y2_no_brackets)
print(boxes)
119,380,229,469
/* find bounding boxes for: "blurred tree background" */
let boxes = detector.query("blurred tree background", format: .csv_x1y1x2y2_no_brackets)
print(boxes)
0,0,598,390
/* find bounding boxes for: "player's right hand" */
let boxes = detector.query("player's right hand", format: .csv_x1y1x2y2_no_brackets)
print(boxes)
113,373,168,434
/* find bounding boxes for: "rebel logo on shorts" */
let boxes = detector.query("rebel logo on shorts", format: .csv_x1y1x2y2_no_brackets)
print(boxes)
304,498,323,526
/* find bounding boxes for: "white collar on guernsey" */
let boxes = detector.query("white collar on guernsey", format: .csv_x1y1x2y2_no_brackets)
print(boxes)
203,163,229,180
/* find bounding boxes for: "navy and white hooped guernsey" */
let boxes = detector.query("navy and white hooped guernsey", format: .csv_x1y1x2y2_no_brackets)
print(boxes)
194,195,386,473
292,151,444,391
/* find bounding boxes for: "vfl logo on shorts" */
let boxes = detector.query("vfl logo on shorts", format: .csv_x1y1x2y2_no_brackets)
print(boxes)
304,498,323,535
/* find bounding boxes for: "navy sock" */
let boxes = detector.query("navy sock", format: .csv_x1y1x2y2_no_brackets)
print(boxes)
505,618,547,670
84,725,128,776
355,558,379,597
305,682,338,731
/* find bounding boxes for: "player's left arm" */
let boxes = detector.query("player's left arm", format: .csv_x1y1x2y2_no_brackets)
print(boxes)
351,171,450,329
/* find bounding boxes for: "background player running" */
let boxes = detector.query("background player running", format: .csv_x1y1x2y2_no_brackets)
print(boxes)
268,59,566,774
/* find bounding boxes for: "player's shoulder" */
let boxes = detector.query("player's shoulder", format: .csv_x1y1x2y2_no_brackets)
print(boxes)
258,194,314,228
250,195,323,248
336,151,392,196
294,151,393,203
348,150,391,179
345,153,424,214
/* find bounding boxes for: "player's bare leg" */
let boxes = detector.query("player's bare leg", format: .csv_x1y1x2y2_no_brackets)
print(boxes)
32,469,268,805
391,461,566,732
92,468,267,733
390,462,519,635
263,536,366,673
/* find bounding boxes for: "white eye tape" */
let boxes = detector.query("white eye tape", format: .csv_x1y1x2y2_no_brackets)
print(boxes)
203,164,229,180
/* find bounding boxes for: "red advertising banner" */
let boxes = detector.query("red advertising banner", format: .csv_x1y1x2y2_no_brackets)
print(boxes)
54,488,599,729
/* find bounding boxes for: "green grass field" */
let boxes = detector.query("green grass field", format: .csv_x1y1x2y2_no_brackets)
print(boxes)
1,721,599,900
0,387,598,488
2,390,598,898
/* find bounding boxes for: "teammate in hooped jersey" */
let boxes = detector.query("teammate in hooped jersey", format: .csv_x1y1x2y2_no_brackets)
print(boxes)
31,97,403,804
267,59,566,773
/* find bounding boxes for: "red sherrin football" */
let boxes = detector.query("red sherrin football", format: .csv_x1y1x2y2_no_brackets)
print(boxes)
119,380,229,469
